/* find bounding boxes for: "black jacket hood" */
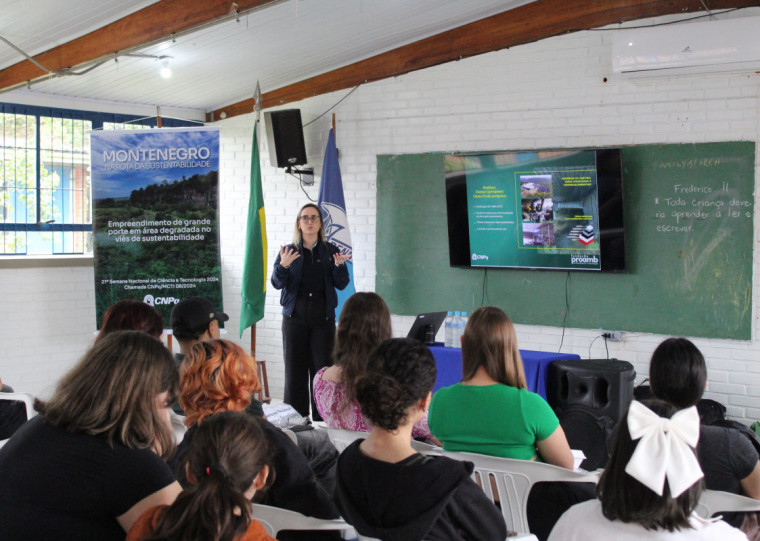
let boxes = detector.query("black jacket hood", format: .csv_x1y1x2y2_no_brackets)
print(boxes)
335,441,474,541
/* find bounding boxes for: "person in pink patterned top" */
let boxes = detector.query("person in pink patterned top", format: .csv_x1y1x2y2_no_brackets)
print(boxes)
313,292,435,441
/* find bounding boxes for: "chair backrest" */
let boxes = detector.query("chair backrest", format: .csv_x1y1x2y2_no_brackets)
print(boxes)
254,359,271,404
169,410,187,445
0,392,37,448
252,504,356,536
695,489,760,519
321,426,369,451
320,426,443,455
443,451,600,533
410,439,441,454
0,392,35,420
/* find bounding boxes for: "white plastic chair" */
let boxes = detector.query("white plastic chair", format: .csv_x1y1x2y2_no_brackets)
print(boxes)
443,451,600,534
695,489,760,519
252,504,356,537
321,426,441,454
357,528,538,540
0,392,36,448
168,410,187,445
321,426,369,451
410,439,441,454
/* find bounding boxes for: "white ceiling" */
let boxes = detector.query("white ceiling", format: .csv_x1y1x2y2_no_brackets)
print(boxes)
0,0,536,115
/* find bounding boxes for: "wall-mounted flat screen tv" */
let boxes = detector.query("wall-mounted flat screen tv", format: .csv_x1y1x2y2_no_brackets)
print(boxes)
445,148,626,272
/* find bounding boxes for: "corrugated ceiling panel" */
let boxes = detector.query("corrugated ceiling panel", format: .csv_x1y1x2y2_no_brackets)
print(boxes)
3,0,534,112
0,0,159,68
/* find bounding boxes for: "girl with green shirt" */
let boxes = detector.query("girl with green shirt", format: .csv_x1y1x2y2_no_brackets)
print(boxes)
428,306,574,468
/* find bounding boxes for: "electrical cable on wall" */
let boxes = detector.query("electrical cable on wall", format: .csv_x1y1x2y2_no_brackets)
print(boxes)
557,271,570,353
288,171,316,201
588,7,739,31
302,84,362,128
588,335,600,359
480,268,489,306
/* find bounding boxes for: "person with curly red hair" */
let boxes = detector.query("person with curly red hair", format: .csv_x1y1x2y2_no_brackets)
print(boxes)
171,339,339,541
179,340,261,427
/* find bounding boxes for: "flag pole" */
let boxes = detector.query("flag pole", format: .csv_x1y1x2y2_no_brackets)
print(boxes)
250,81,262,358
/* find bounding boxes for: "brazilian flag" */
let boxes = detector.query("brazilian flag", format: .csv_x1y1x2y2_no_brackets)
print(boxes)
239,123,268,335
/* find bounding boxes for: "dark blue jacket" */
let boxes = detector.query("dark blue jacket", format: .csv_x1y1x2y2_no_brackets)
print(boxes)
271,240,349,320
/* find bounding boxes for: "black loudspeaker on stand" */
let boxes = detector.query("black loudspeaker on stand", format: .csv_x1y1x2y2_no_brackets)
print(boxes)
546,359,635,470
265,109,307,168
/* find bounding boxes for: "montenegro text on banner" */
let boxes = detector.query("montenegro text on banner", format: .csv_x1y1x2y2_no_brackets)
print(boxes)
240,123,268,335
90,127,223,328
318,128,355,321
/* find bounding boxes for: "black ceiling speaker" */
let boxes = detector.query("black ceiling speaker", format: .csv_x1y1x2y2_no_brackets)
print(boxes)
265,109,307,168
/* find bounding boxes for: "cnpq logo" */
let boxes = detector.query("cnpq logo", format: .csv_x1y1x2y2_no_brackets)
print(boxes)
143,294,179,306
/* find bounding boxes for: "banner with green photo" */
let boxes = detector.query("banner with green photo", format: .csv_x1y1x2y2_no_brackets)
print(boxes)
91,127,223,328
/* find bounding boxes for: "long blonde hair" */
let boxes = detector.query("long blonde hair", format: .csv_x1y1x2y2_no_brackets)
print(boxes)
461,306,526,389
37,331,178,458
291,203,326,245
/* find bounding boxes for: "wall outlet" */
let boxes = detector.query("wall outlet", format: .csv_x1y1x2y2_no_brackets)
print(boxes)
601,330,623,342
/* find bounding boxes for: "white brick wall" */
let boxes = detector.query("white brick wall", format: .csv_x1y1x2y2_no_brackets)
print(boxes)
3,15,760,423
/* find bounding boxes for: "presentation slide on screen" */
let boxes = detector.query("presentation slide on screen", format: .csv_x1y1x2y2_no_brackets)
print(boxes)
460,150,602,270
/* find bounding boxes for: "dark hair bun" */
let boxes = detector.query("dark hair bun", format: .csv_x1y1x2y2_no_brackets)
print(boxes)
356,372,409,430
354,338,437,431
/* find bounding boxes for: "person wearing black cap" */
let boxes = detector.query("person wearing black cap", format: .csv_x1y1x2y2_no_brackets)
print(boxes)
171,296,229,366
170,296,263,417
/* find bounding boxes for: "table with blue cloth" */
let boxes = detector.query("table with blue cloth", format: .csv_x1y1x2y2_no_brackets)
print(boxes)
428,344,581,399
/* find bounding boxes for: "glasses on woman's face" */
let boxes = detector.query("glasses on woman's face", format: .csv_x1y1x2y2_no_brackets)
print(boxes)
299,215,320,223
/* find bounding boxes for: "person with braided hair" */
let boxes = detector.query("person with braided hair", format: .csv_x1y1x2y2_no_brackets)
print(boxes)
335,338,507,541
127,411,277,541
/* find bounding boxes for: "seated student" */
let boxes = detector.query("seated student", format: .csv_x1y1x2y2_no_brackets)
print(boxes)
0,376,28,440
549,399,747,540
127,411,277,541
96,298,165,342
0,331,181,540
171,296,264,418
428,306,583,540
173,339,339,541
335,337,507,541
649,338,760,532
95,299,186,441
313,291,434,440
428,306,573,467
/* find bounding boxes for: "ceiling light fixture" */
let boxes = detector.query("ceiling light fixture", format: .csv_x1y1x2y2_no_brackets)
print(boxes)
159,57,172,79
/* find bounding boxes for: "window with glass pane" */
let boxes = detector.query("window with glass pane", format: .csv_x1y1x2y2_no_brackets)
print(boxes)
34,116,93,255
1,113,37,254
1,105,197,256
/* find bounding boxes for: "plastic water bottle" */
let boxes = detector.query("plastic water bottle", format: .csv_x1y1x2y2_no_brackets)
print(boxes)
461,311,469,338
453,311,463,349
444,311,454,348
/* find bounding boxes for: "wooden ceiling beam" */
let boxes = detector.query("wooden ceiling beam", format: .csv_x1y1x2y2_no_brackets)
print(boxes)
0,0,276,92
208,0,760,122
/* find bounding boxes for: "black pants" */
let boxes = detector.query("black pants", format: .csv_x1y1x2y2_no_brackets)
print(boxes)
282,301,335,420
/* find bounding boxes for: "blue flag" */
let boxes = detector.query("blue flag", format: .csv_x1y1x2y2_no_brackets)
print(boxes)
318,128,355,321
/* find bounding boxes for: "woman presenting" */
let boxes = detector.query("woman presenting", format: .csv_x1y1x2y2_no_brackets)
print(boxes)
272,203,349,420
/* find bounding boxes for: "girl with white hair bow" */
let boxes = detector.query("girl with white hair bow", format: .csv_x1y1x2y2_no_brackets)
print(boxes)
548,399,748,540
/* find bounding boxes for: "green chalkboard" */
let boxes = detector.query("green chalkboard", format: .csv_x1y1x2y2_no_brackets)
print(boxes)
376,142,755,340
